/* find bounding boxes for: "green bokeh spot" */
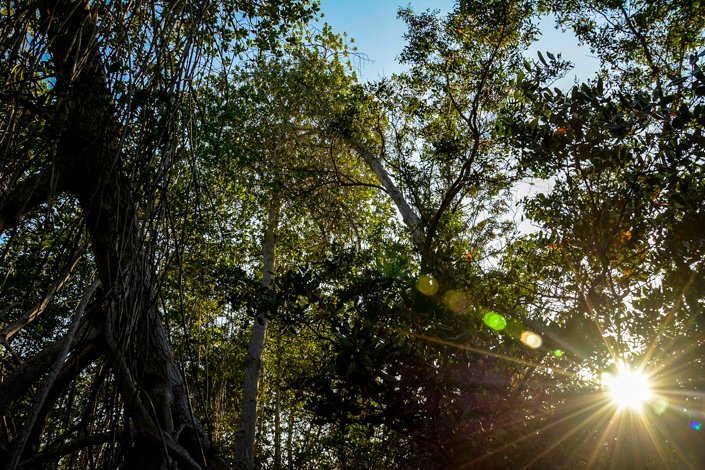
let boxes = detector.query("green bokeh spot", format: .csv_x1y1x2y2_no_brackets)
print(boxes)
416,275,439,296
553,349,564,358
483,312,506,331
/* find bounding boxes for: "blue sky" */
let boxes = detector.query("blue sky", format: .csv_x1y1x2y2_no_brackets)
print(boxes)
316,0,600,86
316,0,455,81
314,1,602,231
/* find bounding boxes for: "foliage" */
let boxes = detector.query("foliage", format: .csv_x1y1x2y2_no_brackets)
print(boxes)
2,0,705,469
497,1,705,467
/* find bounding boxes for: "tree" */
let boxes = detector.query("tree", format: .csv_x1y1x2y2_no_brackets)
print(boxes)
178,23,390,468
287,3,565,466
497,0,705,467
325,1,537,270
0,0,317,468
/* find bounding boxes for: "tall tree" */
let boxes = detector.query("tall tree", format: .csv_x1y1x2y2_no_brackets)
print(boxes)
235,195,280,468
183,24,384,467
0,0,317,467
326,0,537,271
498,0,705,467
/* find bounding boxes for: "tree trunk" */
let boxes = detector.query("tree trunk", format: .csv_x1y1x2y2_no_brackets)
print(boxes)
235,196,281,469
274,335,282,469
0,1,227,468
286,409,295,469
347,139,426,253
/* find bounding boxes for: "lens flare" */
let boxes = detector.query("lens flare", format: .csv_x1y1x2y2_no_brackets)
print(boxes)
603,367,653,410
483,312,506,331
520,331,542,349
444,290,471,314
416,275,439,296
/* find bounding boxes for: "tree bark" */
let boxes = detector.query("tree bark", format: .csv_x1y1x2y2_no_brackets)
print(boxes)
274,335,282,469
235,195,281,469
0,1,227,468
346,139,426,253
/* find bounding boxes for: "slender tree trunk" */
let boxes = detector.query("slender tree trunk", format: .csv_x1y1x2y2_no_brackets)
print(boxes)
346,139,426,253
235,195,280,469
274,335,282,469
286,409,295,469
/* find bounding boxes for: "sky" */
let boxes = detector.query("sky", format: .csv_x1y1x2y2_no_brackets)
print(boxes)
316,0,455,81
316,0,600,86
315,1,602,232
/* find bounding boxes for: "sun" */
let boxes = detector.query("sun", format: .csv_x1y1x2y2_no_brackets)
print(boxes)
603,366,653,410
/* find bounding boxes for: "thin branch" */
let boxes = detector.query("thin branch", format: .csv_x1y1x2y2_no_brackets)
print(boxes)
619,5,663,93
0,304,101,415
18,429,134,469
0,251,83,346
0,169,63,234
5,277,99,470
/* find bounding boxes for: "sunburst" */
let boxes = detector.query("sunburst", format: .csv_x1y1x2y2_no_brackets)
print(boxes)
603,364,653,411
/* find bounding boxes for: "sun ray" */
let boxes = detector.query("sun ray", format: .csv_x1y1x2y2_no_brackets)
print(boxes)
585,408,620,469
642,268,700,365
391,292,705,468
405,330,577,378
459,396,611,469
635,410,673,468
519,400,615,470
579,289,619,365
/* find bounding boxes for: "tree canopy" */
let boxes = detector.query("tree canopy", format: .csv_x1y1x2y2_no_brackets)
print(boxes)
1,0,704,469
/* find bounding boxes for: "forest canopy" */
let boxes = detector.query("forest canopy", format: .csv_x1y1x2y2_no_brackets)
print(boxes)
1,0,704,469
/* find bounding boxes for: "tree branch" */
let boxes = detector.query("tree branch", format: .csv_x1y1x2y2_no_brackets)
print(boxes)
4,278,99,470
346,138,426,252
0,169,63,233
18,429,134,469
0,304,102,416
0,251,83,346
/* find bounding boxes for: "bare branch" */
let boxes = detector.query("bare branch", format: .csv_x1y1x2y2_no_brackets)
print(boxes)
0,305,102,415
18,429,134,469
0,169,63,234
0,252,83,346
346,138,426,251
5,277,99,470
